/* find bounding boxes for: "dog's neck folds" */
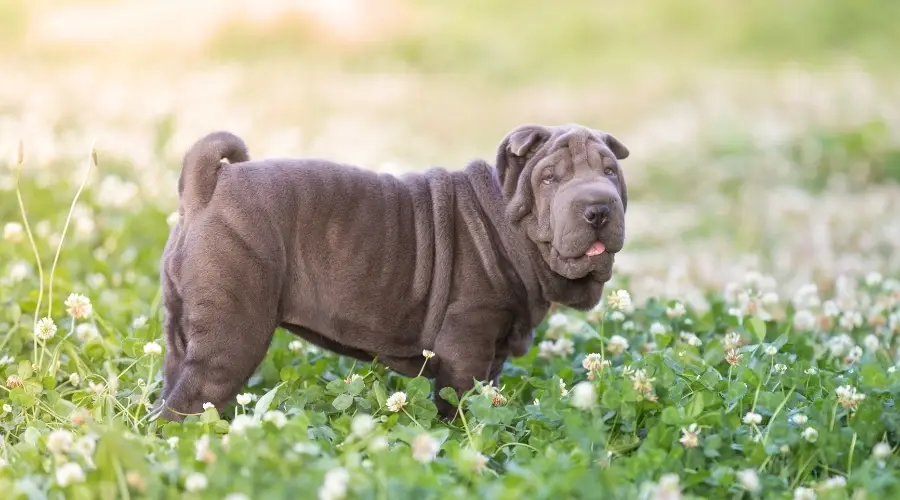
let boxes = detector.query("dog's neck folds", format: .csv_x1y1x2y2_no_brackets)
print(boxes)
464,160,607,314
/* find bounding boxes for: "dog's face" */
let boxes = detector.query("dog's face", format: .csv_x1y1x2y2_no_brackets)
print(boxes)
496,124,629,281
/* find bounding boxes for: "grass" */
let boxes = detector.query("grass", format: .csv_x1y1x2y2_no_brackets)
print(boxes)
2,0,900,498
2,127,900,499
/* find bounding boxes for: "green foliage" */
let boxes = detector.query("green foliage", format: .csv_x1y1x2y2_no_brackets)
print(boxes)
1,174,899,499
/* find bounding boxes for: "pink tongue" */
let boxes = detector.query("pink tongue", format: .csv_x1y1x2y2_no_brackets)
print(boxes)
585,241,606,257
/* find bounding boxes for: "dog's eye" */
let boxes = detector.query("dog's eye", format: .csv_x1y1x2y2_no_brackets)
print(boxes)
604,167,616,176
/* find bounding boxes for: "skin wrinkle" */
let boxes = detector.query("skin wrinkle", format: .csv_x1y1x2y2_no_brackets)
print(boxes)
156,124,630,422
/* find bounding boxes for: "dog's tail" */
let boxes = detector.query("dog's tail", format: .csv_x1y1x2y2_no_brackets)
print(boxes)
178,131,250,215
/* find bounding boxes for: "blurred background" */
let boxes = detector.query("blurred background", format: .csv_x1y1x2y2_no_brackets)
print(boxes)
2,0,900,308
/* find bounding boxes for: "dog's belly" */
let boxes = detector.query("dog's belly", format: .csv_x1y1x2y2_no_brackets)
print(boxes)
279,322,375,361
280,321,429,377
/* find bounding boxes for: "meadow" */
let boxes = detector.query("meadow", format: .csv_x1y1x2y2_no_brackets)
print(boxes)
2,0,900,498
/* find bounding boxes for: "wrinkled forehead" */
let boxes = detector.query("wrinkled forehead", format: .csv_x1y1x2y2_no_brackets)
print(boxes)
536,126,616,167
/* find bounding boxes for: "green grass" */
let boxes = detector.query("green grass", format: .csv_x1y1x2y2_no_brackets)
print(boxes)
1,139,900,499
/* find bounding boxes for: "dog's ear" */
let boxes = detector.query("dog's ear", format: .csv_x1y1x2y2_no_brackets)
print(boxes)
496,125,551,222
602,133,629,160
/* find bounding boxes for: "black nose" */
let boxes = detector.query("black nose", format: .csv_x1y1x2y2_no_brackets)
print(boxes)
583,204,610,228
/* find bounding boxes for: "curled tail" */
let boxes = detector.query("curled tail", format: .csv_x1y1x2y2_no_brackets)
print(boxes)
178,131,250,215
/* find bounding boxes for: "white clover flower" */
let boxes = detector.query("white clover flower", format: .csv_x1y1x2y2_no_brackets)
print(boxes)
839,311,862,331
889,366,897,374
793,487,816,500
167,437,180,448
386,392,408,412
821,476,846,490
8,261,29,282
2,404,11,413
368,436,388,452
649,322,666,336
229,414,258,434
131,316,148,328
725,349,742,367
826,334,854,357
202,402,214,410
554,337,575,357
679,423,701,448
422,350,435,359
547,313,569,331
225,494,250,500
194,435,216,463
143,341,162,356
185,472,208,492
74,435,97,460
773,364,787,375
666,302,686,319
866,272,883,287
805,368,818,375
802,427,819,443
742,412,762,425
780,444,791,455
622,320,635,331
6,375,23,389
654,473,682,499
34,317,57,340
55,462,85,487
75,323,99,342
46,429,73,454
607,335,629,356
462,448,488,474
64,293,93,319
236,393,252,406
558,379,569,396
570,381,596,410
3,222,24,242
608,311,625,322
351,414,375,437
68,373,80,386
630,369,655,394
864,334,879,351
873,442,892,460
538,340,556,359
263,410,287,428
724,331,742,350
761,292,779,307
582,353,606,372
790,413,808,425
679,332,702,347
822,300,840,317
835,385,866,411
737,469,760,493
411,433,440,463
765,345,778,356
606,289,632,312
793,310,817,332
319,467,350,500
288,340,304,352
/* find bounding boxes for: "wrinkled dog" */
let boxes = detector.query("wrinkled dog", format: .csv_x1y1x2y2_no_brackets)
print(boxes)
157,124,629,421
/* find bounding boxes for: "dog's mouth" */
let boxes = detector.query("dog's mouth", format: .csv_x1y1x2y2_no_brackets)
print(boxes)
543,239,617,281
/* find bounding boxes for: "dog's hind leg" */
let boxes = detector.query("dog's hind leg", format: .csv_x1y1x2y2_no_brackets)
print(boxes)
159,301,278,421
158,253,281,421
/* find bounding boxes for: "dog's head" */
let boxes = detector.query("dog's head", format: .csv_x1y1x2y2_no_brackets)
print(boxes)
496,123,629,281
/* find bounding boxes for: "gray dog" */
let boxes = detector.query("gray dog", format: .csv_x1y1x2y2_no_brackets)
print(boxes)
156,123,628,421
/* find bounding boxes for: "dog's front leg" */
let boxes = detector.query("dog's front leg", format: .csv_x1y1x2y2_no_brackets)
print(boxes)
432,304,510,420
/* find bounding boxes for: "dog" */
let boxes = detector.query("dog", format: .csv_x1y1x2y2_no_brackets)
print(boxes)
156,123,629,421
